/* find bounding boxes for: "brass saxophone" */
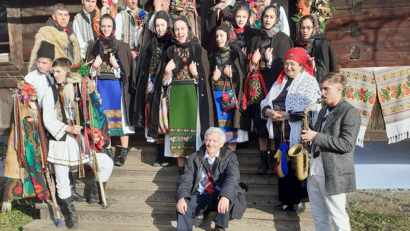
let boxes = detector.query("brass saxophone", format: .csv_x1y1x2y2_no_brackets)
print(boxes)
288,99,322,181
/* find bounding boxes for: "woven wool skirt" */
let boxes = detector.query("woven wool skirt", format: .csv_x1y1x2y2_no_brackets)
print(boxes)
98,79,134,136
213,90,248,143
166,84,198,157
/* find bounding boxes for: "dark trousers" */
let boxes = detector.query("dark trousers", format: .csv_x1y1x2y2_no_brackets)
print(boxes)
176,193,232,231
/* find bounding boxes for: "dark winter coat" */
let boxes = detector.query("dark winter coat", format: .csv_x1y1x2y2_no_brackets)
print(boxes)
249,31,293,89
130,37,172,128
176,145,246,219
148,44,213,139
310,34,338,83
208,48,251,131
85,40,135,125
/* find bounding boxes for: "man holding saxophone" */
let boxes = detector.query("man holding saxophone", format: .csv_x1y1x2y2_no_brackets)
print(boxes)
302,72,361,231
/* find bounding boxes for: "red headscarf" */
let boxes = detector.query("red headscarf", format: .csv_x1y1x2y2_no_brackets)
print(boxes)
277,47,314,84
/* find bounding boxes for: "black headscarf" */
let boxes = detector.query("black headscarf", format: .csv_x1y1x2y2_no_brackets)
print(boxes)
170,16,198,79
98,14,119,59
260,5,281,39
215,24,241,56
152,11,172,49
171,16,198,48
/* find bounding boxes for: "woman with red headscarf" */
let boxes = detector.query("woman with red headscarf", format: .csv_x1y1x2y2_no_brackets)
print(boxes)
260,47,321,216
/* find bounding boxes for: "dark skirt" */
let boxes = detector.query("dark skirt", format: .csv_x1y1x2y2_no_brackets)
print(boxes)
273,121,308,204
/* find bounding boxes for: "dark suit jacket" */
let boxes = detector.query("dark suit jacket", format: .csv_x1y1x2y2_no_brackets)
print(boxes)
312,99,361,196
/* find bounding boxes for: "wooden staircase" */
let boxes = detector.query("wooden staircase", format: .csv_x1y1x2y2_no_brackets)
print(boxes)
22,132,315,230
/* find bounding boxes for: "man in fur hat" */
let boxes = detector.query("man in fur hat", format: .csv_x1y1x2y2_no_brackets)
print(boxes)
24,41,56,108
73,0,100,59
28,3,81,72
115,0,147,59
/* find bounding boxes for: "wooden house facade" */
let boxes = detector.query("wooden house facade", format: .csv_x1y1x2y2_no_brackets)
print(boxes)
0,0,409,141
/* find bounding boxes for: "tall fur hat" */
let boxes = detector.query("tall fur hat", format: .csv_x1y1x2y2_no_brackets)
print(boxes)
37,41,55,60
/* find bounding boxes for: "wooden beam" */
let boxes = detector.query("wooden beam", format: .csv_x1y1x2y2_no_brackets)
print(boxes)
6,0,24,70
0,42,10,45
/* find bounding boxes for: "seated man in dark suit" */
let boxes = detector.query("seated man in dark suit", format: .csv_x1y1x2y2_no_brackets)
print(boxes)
175,127,246,231
302,72,361,231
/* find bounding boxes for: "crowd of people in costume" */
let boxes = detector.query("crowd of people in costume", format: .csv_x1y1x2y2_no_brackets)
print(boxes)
2,1,361,231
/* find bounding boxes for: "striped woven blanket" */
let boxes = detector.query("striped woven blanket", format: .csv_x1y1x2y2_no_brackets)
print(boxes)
340,67,410,146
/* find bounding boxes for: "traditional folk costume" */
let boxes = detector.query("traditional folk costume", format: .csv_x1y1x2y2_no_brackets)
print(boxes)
131,11,175,166
1,42,55,213
227,3,260,55
246,0,290,35
248,5,293,139
28,18,81,72
209,24,250,143
86,15,135,166
1,82,50,212
73,8,100,59
43,65,114,228
294,15,337,83
115,6,148,52
205,0,240,51
170,0,201,39
260,47,321,215
148,16,212,159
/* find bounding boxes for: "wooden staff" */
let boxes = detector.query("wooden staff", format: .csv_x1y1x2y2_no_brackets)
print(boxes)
35,102,61,227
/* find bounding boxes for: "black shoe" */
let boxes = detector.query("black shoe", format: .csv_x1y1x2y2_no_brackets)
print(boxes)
257,151,268,174
106,148,114,160
274,202,291,211
214,225,226,231
288,202,306,216
267,150,277,175
60,196,78,229
178,166,185,176
161,157,177,167
69,172,86,203
89,179,115,205
115,147,128,166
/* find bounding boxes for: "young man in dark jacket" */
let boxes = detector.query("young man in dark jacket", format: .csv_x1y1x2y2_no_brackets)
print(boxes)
175,127,246,231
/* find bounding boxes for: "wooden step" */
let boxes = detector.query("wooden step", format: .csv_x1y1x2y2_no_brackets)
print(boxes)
115,146,270,166
23,219,315,231
34,201,314,228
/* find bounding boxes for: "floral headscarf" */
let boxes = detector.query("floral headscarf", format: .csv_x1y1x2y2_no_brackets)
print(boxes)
294,15,321,54
260,5,281,39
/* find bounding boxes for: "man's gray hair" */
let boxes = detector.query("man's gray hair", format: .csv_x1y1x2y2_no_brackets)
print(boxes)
204,127,226,145
53,3,69,14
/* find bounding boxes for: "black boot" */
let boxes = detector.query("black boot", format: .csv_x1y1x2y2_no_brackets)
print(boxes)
115,147,128,166
288,202,306,216
178,166,185,176
89,180,115,205
257,151,268,174
267,149,277,175
60,196,78,229
69,172,86,202
106,148,114,160
153,143,164,167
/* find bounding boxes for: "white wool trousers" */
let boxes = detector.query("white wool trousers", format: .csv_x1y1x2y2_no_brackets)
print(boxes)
54,153,114,199
307,175,351,231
